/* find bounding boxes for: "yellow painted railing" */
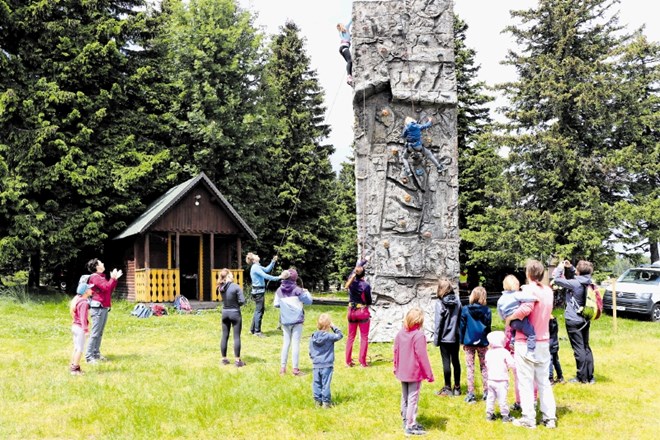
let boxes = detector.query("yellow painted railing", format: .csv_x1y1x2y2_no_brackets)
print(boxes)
135,268,180,303
211,269,244,301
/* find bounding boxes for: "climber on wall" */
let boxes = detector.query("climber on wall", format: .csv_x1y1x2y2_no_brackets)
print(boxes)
337,20,353,86
401,116,450,178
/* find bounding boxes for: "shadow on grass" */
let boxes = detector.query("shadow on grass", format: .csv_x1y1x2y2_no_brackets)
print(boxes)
417,414,449,431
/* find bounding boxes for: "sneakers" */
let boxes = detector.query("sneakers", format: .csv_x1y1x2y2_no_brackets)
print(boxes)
346,361,355,368
502,415,513,423
314,400,322,408
360,363,370,368
346,74,354,86
588,377,596,385
569,377,586,384
221,358,230,365
482,391,488,401
512,418,536,429
464,392,476,404
404,423,427,436
510,402,522,411
234,359,246,367
69,365,84,376
524,351,540,364
452,385,461,396
253,332,265,338
292,368,301,376
322,402,333,409
486,413,496,421
97,356,109,362
435,386,452,397
543,419,557,429
279,367,286,375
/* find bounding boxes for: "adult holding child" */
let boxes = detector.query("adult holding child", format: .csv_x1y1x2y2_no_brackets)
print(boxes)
345,259,372,368
85,258,122,364
507,260,556,429
246,252,280,338
218,269,246,368
275,269,312,375
552,260,595,384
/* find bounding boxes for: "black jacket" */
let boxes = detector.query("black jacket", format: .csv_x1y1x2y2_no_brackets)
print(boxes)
433,293,462,345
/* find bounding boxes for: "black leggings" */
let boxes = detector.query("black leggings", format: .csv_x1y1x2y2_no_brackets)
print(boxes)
339,45,352,75
221,310,242,358
439,342,461,388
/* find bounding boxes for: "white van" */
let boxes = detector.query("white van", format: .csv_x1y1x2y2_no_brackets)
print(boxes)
603,261,660,322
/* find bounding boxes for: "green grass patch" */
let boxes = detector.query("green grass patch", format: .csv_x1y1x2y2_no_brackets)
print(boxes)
1,294,658,439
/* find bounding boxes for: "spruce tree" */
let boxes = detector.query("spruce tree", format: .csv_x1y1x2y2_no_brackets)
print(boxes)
494,0,628,266
163,0,273,236
609,32,660,262
261,21,335,288
0,0,173,284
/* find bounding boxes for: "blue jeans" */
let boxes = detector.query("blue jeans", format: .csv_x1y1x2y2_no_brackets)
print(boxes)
510,317,536,352
250,293,265,334
313,367,334,403
86,307,109,361
281,323,303,369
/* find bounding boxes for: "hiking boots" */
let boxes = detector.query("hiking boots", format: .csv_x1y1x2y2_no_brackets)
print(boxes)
486,413,496,421
234,359,246,368
452,385,461,396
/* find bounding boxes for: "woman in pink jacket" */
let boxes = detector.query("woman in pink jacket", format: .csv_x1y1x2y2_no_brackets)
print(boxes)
393,308,435,436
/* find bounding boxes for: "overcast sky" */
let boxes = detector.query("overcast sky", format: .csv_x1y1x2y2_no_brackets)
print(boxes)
237,0,659,171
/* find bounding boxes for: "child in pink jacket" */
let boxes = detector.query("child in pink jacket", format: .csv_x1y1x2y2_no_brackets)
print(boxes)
394,308,435,436
485,331,516,422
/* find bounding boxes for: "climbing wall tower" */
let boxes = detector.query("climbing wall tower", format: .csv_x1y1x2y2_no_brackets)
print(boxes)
352,0,459,341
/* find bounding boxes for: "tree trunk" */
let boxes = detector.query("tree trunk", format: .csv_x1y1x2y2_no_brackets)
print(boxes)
650,240,659,264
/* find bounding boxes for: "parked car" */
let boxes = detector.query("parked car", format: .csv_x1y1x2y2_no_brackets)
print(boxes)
603,261,660,322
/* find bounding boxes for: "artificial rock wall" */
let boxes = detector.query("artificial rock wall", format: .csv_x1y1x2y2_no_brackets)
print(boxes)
352,0,459,342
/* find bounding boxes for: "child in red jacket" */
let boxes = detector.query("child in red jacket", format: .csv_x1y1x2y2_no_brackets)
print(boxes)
394,308,434,436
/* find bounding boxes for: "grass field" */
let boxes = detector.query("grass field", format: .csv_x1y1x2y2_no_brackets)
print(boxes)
1,293,658,439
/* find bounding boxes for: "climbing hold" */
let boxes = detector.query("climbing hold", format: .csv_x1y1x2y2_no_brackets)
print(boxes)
382,109,390,117
391,148,399,156
401,177,409,184
383,240,390,249
404,194,412,203
399,220,407,228
422,231,432,239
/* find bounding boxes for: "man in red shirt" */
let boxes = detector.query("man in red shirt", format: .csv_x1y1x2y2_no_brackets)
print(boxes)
85,258,122,364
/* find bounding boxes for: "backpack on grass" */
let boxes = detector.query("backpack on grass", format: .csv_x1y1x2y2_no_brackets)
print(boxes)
131,303,152,318
173,295,192,313
580,283,603,321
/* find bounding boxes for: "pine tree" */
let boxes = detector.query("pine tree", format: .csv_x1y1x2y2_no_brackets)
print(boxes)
609,32,660,262
494,0,629,267
329,158,358,287
260,21,336,288
452,14,502,284
0,0,173,284
162,0,273,235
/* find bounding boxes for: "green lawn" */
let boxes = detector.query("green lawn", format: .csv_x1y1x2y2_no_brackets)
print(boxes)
1,293,658,439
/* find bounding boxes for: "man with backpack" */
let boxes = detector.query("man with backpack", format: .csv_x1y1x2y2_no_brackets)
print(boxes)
551,260,596,385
